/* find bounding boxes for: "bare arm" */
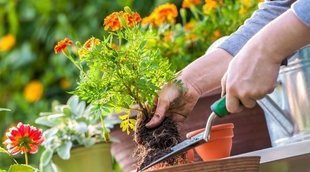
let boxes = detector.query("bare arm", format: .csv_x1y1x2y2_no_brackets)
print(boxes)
224,10,310,113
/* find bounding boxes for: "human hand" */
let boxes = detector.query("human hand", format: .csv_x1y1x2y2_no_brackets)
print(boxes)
221,10,310,113
145,80,201,128
145,48,232,128
221,44,281,113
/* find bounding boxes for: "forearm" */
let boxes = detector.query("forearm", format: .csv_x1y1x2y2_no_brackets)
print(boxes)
178,48,232,96
247,10,310,64
219,0,293,56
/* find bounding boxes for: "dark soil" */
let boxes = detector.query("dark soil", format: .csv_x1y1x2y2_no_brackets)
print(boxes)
134,114,187,171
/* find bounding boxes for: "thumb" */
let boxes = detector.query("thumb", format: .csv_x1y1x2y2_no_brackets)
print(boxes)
145,98,169,128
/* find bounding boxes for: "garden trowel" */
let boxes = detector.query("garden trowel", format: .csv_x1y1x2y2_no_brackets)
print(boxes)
140,96,229,171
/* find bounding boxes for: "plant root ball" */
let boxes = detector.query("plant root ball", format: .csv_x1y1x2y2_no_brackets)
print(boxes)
134,114,187,171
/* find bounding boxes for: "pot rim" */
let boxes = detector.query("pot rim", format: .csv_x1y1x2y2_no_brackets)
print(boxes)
186,123,234,138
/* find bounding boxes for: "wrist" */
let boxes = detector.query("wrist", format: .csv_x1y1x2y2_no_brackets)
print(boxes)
177,48,232,96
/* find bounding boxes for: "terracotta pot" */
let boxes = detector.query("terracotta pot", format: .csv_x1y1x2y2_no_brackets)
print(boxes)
53,143,112,172
186,123,234,161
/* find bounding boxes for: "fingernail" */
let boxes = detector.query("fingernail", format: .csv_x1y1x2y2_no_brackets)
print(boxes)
145,121,153,127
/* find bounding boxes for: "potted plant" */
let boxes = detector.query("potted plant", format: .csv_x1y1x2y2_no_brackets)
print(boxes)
1,122,43,172
54,6,190,171
35,95,114,172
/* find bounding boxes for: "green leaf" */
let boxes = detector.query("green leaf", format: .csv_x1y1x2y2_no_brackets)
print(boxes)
63,107,71,116
0,147,9,155
0,108,11,112
67,96,79,109
56,142,72,160
0,169,6,172
35,116,55,127
40,149,53,167
8,164,36,172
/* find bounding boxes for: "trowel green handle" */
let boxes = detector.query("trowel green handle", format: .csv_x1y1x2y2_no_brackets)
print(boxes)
210,96,229,117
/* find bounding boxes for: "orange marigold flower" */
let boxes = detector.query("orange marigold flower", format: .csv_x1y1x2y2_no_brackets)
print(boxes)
184,20,197,31
0,34,16,52
203,0,219,14
154,3,178,26
211,30,221,41
142,14,156,26
60,78,71,90
104,11,141,31
124,12,142,27
54,38,73,54
78,37,101,58
104,12,123,31
84,37,100,49
23,80,44,103
3,122,43,155
143,3,178,27
182,0,201,8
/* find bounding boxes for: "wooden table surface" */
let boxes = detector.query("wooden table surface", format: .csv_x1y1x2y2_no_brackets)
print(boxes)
149,156,261,172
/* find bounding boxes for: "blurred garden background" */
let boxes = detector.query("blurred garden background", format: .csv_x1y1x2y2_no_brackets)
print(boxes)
0,0,261,171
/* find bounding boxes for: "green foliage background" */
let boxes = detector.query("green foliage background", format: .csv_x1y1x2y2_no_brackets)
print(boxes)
0,0,179,169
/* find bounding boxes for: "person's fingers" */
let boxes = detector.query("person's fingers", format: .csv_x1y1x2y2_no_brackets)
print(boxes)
145,98,169,128
145,113,165,128
226,92,244,113
170,112,187,123
240,97,257,109
221,72,227,97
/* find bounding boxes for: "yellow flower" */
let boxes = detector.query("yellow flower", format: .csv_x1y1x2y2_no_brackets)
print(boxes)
239,6,247,15
142,3,178,27
60,78,71,90
23,80,44,103
203,0,219,14
186,33,198,42
241,0,252,7
0,34,16,52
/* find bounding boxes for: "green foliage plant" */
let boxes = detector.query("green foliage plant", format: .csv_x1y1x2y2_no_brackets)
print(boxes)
143,0,261,71
35,96,115,171
56,7,175,134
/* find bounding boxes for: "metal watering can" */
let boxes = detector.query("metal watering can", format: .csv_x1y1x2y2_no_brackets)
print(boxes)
260,45,310,146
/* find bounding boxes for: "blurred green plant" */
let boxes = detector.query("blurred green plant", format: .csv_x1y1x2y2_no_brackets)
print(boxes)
36,95,117,171
0,0,169,170
143,0,262,70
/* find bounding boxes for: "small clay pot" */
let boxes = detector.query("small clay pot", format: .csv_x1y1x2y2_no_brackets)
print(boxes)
186,123,234,161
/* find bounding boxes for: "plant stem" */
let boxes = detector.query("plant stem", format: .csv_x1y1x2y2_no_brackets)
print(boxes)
25,152,28,165
100,115,110,142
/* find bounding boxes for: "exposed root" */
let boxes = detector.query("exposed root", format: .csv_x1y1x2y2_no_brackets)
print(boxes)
134,114,187,171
